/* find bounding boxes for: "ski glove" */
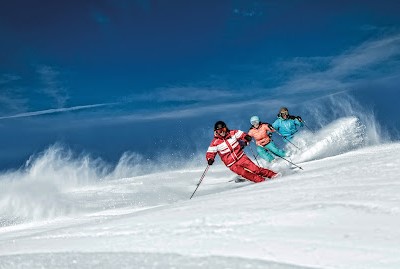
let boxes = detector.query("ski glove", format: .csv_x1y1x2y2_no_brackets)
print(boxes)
244,135,252,142
288,115,302,121
207,159,214,165
239,140,248,149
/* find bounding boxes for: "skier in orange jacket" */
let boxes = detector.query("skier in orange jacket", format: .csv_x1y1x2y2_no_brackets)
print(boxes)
248,116,286,163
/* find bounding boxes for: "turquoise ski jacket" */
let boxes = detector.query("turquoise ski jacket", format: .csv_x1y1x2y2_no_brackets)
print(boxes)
272,116,303,141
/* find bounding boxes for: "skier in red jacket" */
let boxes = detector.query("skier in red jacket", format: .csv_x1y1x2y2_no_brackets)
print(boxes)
206,121,278,183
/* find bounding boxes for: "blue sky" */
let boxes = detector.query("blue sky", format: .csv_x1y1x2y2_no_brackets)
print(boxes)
1,0,400,170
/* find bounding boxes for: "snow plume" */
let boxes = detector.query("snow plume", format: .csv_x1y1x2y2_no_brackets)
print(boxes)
282,92,387,163
0,146,151,226
301,92,385,143
0,145,198,226
0,145,106,225
289,116,366,163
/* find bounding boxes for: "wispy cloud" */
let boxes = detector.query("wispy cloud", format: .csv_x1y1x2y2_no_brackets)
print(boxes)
43,32,399,127
130,86,239,103
0,74,21,84
330,34,400,76
37,65,69,108
274,33,400,94
0,94,28,114
0,74,28,114
98,98,283,124
109,32,400,123
0,103,117,120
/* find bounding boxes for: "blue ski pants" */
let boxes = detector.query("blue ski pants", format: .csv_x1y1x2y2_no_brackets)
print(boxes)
256,142,286,162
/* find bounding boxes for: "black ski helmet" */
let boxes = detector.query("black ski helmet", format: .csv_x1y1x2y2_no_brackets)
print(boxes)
214,120,227,130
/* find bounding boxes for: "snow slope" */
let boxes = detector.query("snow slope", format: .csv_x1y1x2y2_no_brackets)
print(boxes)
0,118,399,269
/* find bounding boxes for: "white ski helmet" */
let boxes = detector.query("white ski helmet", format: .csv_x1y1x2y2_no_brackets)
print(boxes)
250,116,260,124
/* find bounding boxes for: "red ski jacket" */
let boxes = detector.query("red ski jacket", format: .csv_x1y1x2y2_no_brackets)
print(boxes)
206,129,248,167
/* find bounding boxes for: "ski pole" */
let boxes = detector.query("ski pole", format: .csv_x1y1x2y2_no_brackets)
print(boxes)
267,149,303,170
190,164,210,199
249,144,261,167
290,116,312,132
274,130,301,150
301,120,313,132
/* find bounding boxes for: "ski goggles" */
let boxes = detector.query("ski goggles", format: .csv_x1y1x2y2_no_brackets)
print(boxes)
280,111,289,116
215,127,227,134
251,120,259,125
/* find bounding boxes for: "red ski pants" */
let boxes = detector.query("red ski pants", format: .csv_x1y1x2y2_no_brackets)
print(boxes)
228,155,277,183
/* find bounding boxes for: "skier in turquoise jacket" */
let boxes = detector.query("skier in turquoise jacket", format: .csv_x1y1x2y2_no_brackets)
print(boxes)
272,107,304,142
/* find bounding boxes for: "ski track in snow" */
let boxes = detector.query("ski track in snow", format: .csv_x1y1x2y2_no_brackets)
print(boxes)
0,117,400,269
